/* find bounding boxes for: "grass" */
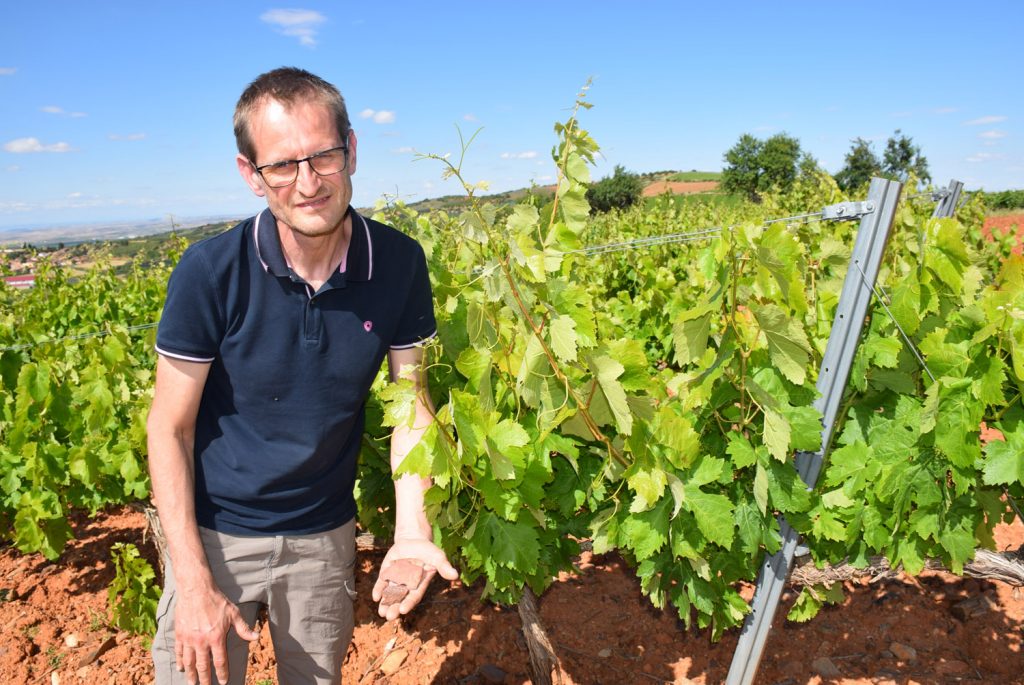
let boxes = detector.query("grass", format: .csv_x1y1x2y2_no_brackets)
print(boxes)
643,190,746,211
46,645,65,670
670,170,722,182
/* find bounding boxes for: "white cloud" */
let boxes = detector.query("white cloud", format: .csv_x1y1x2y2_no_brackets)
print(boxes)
5,165,20,172
41,105,87,118
0,67,15,76
108,133,147,141
964,115,1007,126
68,192,83,198
3,137,73,153
359,109,395,124
979,130,1007,140
260,9,326,47
0,200,32,213
966,152,1005,163
463,113,478,122
392,146,415,154
500,151,538,160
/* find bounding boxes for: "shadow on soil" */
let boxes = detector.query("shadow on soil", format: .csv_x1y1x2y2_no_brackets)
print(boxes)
357,550,1022,685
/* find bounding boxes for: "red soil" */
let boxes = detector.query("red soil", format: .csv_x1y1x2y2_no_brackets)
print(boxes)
983,213,1024,255
1,506,1021,685
642,181,720,197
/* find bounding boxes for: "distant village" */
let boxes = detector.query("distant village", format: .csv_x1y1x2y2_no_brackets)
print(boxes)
1,243,96,290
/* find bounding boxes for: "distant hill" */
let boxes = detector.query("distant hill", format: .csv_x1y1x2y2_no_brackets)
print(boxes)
1,170,725,252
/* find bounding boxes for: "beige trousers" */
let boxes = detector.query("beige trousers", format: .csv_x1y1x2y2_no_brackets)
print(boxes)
152,519,357,685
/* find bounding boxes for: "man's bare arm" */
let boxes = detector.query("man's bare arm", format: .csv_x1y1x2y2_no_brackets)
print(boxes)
147,355,257,685
372,345,458,620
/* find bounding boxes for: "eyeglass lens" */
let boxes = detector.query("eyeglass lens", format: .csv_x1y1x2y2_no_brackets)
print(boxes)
260,147,347,187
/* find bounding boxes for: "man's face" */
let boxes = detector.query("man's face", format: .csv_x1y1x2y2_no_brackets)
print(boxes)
237,98,357,238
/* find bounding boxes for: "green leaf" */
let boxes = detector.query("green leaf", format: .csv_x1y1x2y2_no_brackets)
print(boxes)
933,379,982,468
973,355,1007,406
982,425,1024,486
452,389,488,459
939,523,975,574
734,500,764,555
888,269,921,335
656,408,701,469
486,419,529,480
863,336,901,368
628,465,667,513
620,497,671,560
727,433,757,469
765,458,811,513
672,302,716,366
590,353,632,435
783,405,822,452
787,587,822,622
753,462,770,514
811,506,845,542
478,512,539,573
549,315,578,363
752,304,811,386
755,223,802,303
763,407,791,462
684,485,735,549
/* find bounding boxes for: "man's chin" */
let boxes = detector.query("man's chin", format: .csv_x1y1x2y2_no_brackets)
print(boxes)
288,218,343,238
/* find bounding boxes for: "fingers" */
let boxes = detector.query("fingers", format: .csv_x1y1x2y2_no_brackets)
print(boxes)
178,644,219,685
433,555,459,581
371,575,386,603
376,564,438,620
195,648,214,685
210,640,229,685
231,611,260,642
374,540,460,620
397,565,437,615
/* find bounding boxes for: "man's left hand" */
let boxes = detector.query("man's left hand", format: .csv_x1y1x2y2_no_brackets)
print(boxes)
372,537,458,620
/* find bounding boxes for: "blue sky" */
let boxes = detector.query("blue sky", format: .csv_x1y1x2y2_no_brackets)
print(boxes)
1,2,1021,230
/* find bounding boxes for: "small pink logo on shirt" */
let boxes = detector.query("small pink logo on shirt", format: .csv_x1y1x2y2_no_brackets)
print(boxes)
363,321,373,332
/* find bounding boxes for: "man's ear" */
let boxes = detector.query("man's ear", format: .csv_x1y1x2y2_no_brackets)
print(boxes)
237,154,266,197
346,129,358,176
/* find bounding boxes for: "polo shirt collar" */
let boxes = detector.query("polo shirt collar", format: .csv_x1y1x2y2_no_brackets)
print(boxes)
253,207,374,283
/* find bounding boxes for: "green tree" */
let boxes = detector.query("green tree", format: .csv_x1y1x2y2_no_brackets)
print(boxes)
586,164,644,213
883,129,930,184
835,137,882,192
759,133,802,191
721,133,805,201
721,134,764,201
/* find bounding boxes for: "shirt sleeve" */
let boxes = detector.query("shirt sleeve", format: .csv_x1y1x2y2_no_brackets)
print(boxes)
155,246,224,362
389,241,437,349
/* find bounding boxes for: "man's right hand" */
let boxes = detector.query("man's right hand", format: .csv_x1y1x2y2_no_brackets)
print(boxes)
173,587,259,685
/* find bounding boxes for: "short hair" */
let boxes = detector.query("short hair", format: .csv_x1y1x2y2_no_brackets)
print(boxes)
233,67,350,162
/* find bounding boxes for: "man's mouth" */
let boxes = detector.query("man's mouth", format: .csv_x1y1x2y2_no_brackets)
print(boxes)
297,196,329,210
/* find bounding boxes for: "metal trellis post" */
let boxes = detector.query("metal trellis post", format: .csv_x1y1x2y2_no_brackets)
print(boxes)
726,177,903,685
932,179,963,219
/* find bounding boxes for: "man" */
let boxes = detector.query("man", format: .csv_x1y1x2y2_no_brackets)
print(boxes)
147,67,457,685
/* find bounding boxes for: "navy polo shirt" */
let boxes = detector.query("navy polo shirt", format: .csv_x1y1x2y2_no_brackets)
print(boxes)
155,207,436,535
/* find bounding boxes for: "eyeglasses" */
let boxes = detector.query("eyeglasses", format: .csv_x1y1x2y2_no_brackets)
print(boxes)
253,145,349,188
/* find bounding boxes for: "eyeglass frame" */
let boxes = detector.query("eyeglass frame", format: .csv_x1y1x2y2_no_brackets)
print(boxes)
251,144,350,188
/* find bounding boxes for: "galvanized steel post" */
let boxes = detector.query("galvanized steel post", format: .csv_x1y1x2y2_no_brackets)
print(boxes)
726,177,903,685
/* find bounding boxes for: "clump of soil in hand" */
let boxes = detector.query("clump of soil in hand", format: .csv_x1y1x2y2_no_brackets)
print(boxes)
379,558,425,607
